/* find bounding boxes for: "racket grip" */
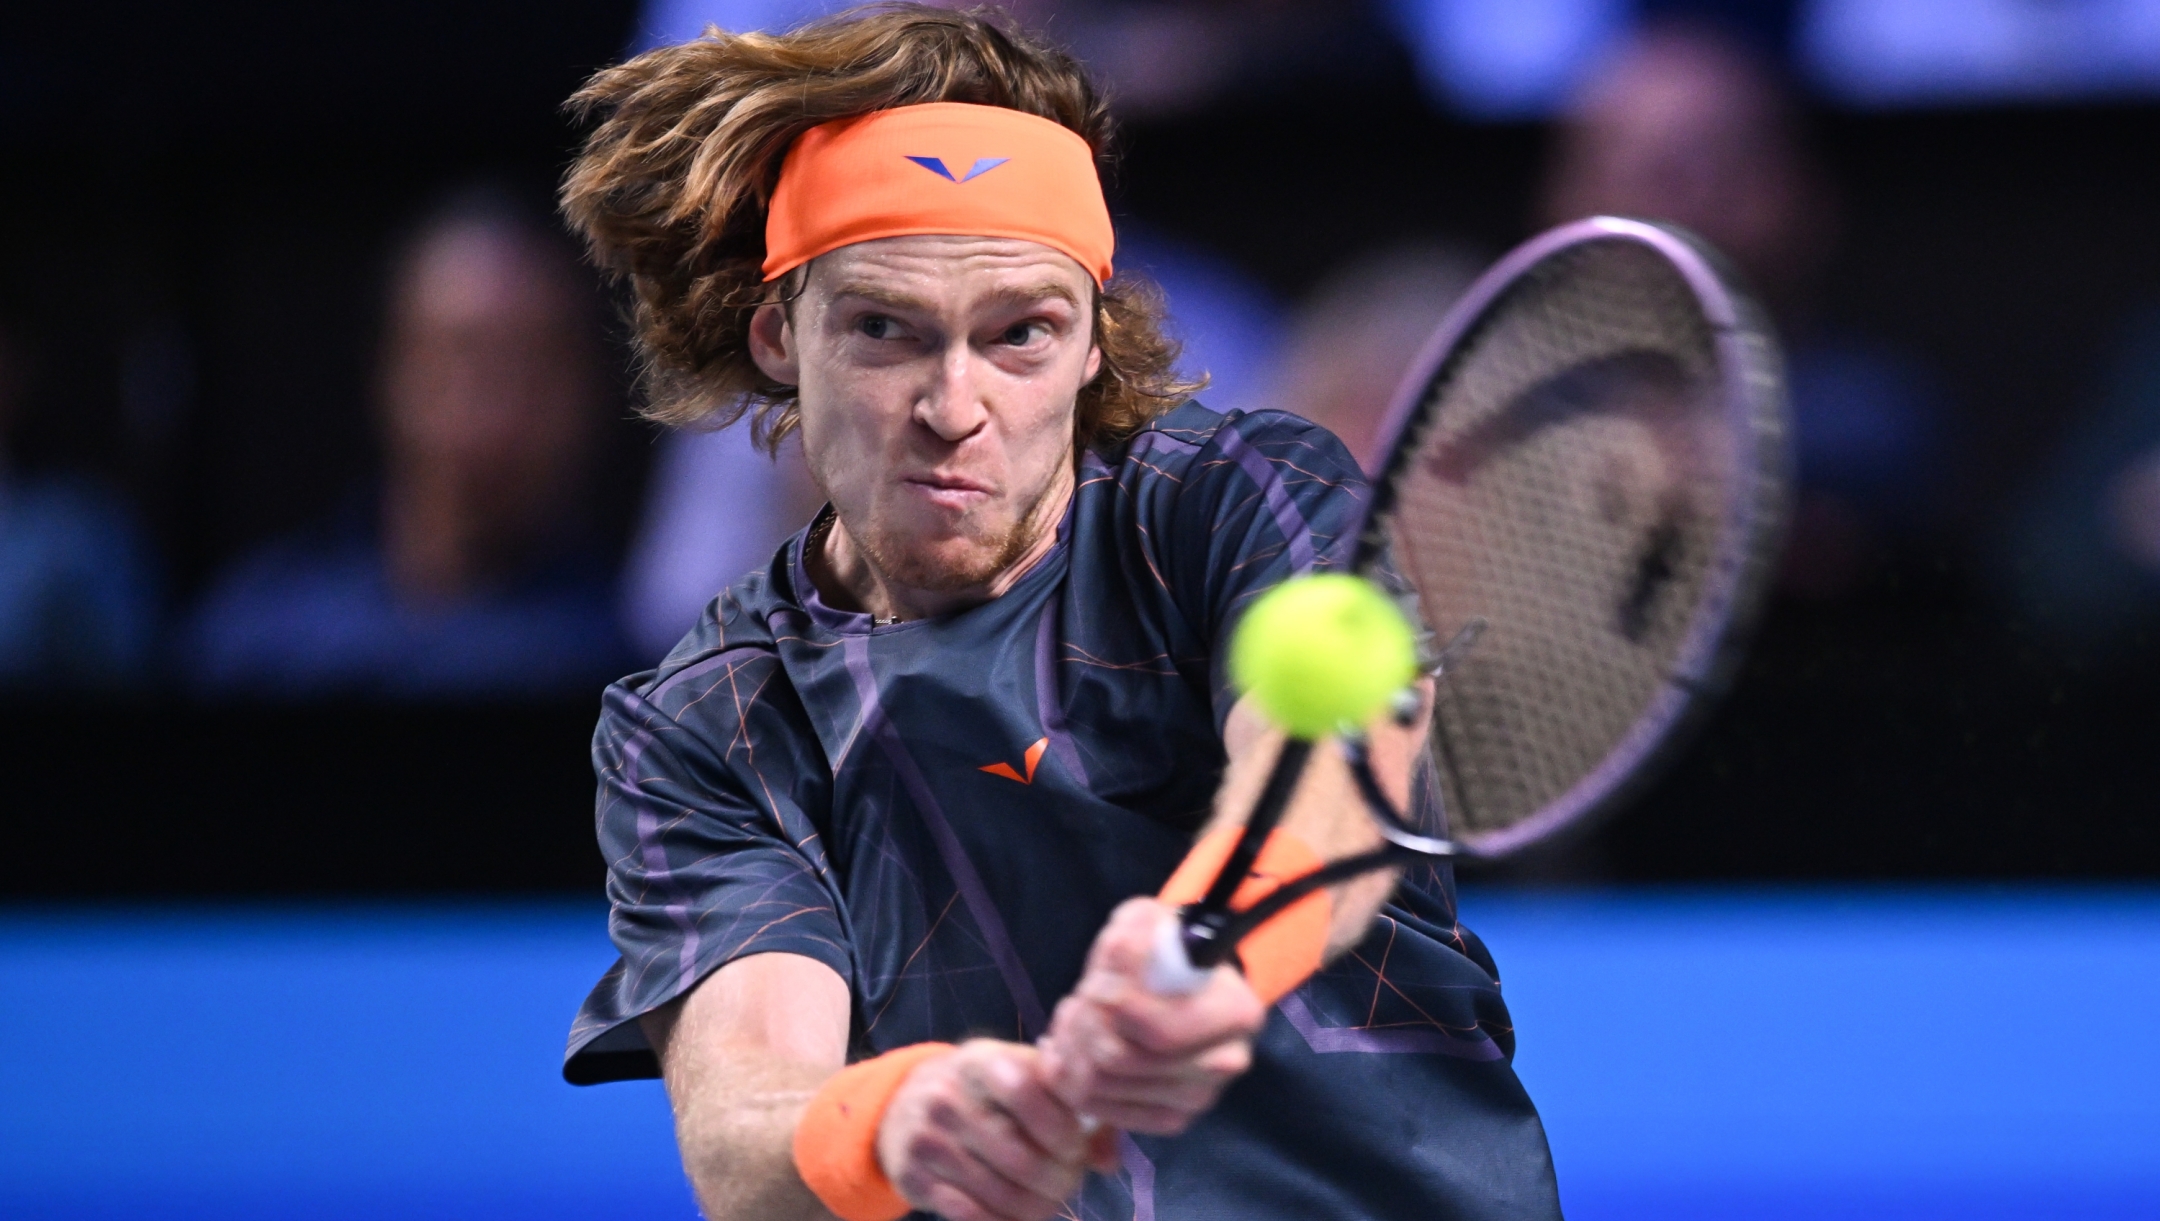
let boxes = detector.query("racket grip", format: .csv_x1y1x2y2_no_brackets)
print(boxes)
1142,909,1212,995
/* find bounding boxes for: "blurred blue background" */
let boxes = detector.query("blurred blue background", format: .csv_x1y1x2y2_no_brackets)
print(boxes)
3,889,2154,1219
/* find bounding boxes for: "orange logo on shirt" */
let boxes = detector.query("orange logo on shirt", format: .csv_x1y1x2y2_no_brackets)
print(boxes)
979,737,1048,785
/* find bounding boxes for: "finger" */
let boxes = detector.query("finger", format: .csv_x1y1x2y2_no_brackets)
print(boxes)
1066,1019,1254,1085
941,1052,1088,1206
1082,1059,1230,1097
1044,991,1141,1087
1192,1035,1256,1077
1082,898,1165,981
1075,1035,1244,1081
1077,938,1259,1032
914,1130,1070,1221
956,1098,1085,1207
1074,1068,1227,1117
1098,1031,1254,1083
1067,1098,1207,1137
916,1178,1010,1221
1100,973,1265,1056
977,1049,1089,1164
1062,1038,1251,1134
1037,1000,1100,1107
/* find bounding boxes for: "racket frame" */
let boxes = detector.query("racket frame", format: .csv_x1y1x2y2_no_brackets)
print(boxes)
1171,215,1787,973
1360,215,1788,855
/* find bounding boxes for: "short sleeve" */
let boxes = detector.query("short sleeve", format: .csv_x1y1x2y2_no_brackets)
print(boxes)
1140,407,1372,727
564,648,850,1084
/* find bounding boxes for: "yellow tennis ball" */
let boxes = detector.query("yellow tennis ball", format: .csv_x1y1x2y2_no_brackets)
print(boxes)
1230,573,1418,739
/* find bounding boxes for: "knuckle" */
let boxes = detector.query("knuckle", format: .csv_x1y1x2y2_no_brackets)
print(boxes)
924,1184,986,1221
925,1095,966,1129
1214,1042,1253,1076
1145,1023,1194,1056
900,1131,944,1169
977,1173,1031,1212
1013,1094,1071,1141
894,1156,948,1203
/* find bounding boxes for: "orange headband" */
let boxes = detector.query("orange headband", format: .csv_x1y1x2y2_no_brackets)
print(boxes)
763,102,1115,284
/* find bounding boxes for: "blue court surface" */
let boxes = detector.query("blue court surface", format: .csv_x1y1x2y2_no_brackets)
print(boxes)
0,888,2153,1220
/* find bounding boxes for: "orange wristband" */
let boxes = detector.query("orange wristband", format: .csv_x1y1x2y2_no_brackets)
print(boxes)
793,1042,954,1221
1159,827,1332,1004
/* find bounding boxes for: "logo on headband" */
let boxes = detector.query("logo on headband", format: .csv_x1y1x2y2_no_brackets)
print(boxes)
905,155,1010,182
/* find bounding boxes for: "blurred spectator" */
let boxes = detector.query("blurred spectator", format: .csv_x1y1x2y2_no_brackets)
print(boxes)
1013,0,1415,119
1998,305,2160,657
621,429,823,662
1262,241,1483,470
1384,0,1634,119
1539,21,1947,599
181,189,632,700
635,1,1412,118
0,312,157,692
1117,224,1285,419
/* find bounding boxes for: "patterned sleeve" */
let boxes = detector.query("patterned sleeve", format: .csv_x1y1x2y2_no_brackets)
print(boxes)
1148,407,1372,726
564,645,849,1084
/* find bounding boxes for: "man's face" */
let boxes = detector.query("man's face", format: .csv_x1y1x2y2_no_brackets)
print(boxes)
751,235,1103,593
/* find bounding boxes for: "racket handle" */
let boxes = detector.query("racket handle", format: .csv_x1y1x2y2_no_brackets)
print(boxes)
1142,909,1212,995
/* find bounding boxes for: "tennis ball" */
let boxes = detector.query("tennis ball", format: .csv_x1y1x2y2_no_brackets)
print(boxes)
1230,573,1417,739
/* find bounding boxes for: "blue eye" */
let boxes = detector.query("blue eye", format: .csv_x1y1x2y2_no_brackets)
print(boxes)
859,315,894,339
1001,322,1040,345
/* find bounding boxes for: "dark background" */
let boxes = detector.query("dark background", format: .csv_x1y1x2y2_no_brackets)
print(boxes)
4,1,2158,896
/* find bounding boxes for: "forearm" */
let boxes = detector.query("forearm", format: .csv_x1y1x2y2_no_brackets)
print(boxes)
659,1038,837,1221
641,953,852,1221
649,953,1099,1221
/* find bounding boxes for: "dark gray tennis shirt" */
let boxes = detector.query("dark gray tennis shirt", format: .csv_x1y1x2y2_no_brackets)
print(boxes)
568,401,1562,1220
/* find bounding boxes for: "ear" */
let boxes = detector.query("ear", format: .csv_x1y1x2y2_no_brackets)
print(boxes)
1082,342,1103,385
748,301,799,387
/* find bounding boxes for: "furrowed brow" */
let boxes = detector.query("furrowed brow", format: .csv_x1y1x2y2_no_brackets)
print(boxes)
981,281,1084,313
826,283,930,313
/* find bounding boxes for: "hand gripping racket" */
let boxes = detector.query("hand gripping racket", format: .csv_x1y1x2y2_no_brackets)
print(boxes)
1146,216,1790,992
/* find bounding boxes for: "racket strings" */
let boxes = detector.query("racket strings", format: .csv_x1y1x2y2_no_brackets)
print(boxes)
1383,240,1736,841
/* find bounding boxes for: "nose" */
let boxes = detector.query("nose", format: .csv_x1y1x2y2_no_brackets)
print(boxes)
914,337,989,443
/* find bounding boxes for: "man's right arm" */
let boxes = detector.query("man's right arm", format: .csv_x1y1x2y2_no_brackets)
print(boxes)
641,952,851,1221
641,951,1110,1221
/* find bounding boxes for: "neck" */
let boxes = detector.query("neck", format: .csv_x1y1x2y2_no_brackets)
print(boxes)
809,466,1073,623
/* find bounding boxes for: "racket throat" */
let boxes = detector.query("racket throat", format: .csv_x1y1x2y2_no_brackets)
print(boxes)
1194,738,1313,919
1179,906,1240,970
1175,734,1466,970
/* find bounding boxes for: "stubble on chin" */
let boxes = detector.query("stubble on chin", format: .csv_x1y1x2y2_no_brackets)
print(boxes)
855,477,1066,594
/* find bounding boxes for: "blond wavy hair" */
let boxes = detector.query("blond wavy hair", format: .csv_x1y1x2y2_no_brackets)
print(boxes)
561,3,1201,453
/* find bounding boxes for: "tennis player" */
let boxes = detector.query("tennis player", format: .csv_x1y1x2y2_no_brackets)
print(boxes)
561,7,1561,1220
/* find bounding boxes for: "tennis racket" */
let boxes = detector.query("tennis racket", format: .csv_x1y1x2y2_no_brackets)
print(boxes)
1148,215,1790,990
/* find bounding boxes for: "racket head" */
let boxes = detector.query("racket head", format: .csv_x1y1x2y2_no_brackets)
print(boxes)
1357,216,1789,857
